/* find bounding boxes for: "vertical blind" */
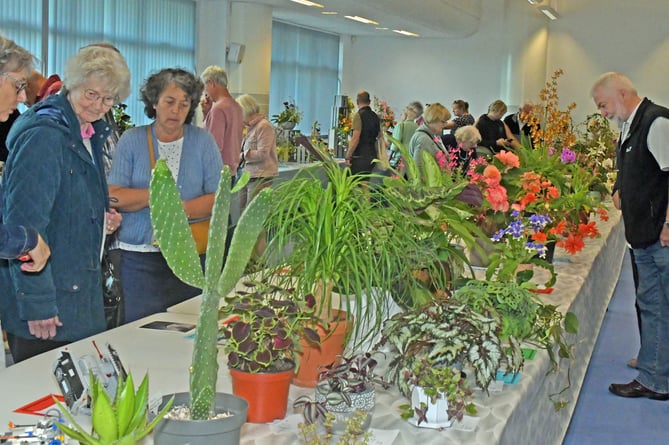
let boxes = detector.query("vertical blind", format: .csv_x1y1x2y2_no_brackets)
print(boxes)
270,21,339,136
1,0,195,125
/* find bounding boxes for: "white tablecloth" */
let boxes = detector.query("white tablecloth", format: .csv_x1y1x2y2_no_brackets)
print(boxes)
0,205,625,445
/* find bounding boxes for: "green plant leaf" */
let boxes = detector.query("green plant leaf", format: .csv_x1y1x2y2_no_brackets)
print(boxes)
564,311,579,334
149,159,205,288
115,374,136,437
91,383,118,443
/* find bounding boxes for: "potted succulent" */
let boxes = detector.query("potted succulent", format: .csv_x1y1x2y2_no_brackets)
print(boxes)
398,357,476,428
294,352,388,433
148,161,272,443
219,280,321,422
56,372,173,445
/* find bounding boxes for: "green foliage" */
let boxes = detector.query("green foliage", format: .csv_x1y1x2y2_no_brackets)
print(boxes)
298,410,371,445
399,357,477,424
149,161,272,420
220,281,321,373
55,373,172,445
376,299,512,394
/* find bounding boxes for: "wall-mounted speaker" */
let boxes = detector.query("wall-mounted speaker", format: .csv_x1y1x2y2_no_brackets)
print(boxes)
227,43,245,63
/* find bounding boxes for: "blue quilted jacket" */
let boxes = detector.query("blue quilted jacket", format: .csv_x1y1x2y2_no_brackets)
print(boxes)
0,93,111,341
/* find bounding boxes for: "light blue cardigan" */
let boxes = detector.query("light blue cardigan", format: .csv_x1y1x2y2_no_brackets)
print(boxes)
108,124,222,246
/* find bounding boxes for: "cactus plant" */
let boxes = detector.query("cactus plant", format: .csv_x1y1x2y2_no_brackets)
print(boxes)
149,160,272,420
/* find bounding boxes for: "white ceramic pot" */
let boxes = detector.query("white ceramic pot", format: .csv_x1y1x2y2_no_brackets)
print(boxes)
409,386,453,429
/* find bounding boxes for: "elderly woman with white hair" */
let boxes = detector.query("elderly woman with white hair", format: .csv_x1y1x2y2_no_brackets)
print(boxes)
441,124,482,173
0,44,130,363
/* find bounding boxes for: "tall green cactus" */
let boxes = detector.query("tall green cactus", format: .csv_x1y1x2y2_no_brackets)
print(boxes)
149,160,272,420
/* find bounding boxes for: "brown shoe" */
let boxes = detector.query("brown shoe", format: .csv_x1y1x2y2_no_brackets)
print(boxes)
609,380,669,400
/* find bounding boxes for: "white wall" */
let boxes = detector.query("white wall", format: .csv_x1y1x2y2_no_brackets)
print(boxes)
196,0,669,126
339,0,669,124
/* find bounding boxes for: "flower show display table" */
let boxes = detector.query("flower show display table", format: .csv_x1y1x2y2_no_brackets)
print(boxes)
0,206,624,445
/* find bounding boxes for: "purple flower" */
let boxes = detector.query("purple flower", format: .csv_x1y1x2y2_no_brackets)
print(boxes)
560,147,577,164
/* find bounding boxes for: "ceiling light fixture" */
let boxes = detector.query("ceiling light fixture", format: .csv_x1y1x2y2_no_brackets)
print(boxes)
344,15,379,25
527,0,542,4
393,29,420,37
538,5,560,20
290,0,324,8
321,11,338,15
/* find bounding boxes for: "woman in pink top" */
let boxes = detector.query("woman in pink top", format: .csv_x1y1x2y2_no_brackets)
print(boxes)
236,93,278,211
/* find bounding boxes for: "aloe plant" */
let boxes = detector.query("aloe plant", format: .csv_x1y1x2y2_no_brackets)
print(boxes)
55,373,172,445
149,160,272,420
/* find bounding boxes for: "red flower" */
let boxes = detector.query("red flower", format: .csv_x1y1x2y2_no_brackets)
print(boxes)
531,231,548,243
578,221,600,238
559,233,585,254
549,220,567,235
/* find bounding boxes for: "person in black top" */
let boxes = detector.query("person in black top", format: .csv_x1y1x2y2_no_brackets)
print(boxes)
475,99,521,153
592,72,669,401
345,91,381,175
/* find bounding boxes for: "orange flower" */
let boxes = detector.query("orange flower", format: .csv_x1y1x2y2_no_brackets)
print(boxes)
578,221,600,238
483,165,502,184
560,233,585,254
495,150,520,169
486,185,509,212
531,231,548,244
547,186,560,199
549,220,567,235
596,208,609,221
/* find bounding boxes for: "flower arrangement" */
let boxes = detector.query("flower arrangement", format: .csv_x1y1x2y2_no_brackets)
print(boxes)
522,69,577,150
271,99,303,125
571,113,618,194
373,96,397,131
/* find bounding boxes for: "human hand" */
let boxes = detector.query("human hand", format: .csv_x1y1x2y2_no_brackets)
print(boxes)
200,95,212,116
612,190,621,210
497,138,509,147
661,224,669,247
19,234,50,272
106,209,122,235
28,316,63,340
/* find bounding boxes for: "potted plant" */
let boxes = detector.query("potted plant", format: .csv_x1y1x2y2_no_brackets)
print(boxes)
260,161,427,385
271,99,302,130
219,280,321,422
294,352,388,433
398,357,476,428
148,161,272,443
375,296,518,396
56,373,172,445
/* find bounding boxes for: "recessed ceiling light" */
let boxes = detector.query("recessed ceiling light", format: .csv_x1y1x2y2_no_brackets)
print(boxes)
290,0,324,8
527,0,541,4
321,11,338,15
538,5,560,20
344,15,379,25
393,29,420,37
375,27,389,31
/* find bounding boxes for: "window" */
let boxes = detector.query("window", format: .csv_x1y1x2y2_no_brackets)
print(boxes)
271,21,339,135
1,0,195,125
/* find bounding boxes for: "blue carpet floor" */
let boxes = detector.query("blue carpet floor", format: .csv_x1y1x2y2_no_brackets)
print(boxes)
562,250,669,444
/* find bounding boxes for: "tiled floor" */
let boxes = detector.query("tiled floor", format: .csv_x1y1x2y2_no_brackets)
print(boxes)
563,250,669,445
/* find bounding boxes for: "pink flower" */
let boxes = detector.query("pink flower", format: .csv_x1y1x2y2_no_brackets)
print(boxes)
486,185,509,212
494,150,520,169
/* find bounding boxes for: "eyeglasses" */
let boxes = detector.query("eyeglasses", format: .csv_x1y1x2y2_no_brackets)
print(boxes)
1,72,27,95
83,88,117,106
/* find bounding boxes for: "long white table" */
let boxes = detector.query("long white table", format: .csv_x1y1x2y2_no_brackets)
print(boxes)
0,205,625,445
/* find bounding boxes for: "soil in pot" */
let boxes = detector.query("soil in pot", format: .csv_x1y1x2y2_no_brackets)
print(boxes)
153,392,248,445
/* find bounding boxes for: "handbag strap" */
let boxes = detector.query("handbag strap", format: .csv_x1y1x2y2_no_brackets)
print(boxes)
147,125,156,168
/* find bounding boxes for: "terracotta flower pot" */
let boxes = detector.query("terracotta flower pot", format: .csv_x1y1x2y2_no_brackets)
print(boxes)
293,311,352,387
229,366,293,423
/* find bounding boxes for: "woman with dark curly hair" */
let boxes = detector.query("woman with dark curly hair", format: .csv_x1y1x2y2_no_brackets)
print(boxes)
108,68,222,322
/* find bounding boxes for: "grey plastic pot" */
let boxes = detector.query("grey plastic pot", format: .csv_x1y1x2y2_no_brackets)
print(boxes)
153,392,248,445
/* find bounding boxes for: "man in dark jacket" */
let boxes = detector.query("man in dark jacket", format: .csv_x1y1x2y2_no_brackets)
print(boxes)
592,72,669,401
